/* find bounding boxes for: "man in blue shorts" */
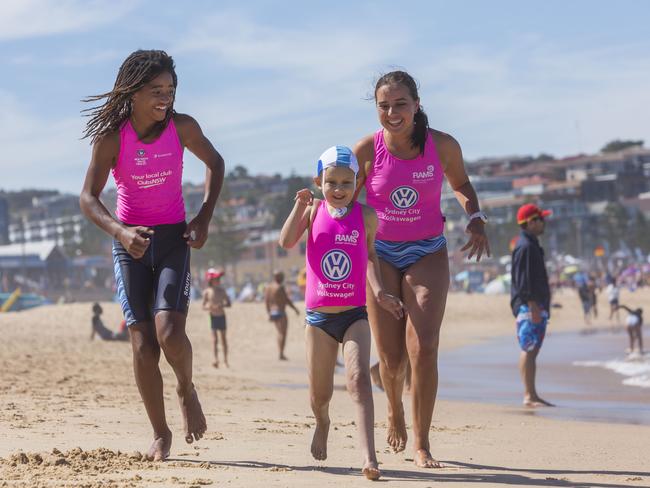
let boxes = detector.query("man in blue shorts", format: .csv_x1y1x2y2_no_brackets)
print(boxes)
511,203,554,407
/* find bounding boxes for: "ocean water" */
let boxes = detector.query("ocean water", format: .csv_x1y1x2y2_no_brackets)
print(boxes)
574,353,650,389
437,327,650,425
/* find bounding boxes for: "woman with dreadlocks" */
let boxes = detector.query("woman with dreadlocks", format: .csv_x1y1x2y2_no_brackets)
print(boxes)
353,71,489,468
80,50,224,461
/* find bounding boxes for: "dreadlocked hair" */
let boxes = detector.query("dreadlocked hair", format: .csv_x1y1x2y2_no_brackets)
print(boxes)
375,70,429,155
82,50,178,143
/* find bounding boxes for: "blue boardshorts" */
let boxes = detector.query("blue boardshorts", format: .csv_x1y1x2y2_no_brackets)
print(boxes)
516,304,549,352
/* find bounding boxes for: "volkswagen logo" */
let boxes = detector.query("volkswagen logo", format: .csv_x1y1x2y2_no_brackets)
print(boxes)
321,250,352,282
390,186,419,209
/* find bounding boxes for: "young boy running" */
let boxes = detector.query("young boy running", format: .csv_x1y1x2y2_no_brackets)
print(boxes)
279,146,403,480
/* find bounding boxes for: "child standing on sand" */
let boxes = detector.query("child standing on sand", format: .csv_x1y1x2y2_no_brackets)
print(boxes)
202,268,231,368
264,271,300,361
279,146,403,481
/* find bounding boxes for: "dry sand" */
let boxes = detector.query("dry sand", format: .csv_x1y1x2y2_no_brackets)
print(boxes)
0,288,649,487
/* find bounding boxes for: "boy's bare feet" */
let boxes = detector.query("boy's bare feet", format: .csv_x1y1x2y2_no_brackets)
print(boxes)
145,429,172,461
386,404,407,452
414,448,441,468
362,460,381,480
279,354,288,361
178,385,207,443
212,361,219,368
523,396,555,407
310,419,330,460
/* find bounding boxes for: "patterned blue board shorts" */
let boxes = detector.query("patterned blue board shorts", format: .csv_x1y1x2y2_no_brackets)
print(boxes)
516,304,549,352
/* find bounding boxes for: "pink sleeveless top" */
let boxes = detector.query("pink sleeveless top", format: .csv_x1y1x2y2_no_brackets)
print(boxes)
365,129,444,241
305,201,367,309
112,119,185,226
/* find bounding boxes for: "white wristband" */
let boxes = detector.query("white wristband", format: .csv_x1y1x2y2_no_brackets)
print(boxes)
468,211,488,223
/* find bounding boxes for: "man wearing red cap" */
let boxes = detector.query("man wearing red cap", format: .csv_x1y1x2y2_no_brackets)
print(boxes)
202,268,231,368
510,203,554,407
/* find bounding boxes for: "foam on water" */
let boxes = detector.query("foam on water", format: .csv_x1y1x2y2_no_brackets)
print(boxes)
574,354,650,388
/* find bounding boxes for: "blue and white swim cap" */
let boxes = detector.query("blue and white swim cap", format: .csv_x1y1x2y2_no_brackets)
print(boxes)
317,145,359,176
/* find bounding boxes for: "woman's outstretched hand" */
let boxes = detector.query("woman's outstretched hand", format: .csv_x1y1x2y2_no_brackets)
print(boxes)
460,220,490,262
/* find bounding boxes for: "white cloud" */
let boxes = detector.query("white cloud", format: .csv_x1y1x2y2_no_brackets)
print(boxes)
0,0,137,41
410,41,650,159
0,90,89,192
174,11,406,83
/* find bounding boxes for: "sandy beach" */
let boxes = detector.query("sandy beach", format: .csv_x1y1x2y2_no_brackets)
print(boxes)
1,289,649,487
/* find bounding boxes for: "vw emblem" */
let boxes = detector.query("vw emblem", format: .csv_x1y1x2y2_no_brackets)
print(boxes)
390,186,419,209
321,250,352,282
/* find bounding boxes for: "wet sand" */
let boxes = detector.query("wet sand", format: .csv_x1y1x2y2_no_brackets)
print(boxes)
1,289,649,487
440,328,650,424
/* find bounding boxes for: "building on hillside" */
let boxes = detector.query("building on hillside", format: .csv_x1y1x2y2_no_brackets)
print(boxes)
233,229,307,285
0,241,69,292
9,214,85,246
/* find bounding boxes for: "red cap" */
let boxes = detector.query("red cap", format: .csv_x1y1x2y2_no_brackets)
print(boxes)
205,268,225,281
516,203,552,225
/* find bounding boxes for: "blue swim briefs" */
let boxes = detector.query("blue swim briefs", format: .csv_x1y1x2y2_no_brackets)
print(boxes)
305,306,368,343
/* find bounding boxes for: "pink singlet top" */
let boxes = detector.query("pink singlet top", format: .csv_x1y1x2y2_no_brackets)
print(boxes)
305,201,368,309
365,129,444,241
112,119,186,226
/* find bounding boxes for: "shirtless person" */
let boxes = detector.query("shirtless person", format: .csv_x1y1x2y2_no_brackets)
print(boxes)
264,271,299,360
202,268,231,368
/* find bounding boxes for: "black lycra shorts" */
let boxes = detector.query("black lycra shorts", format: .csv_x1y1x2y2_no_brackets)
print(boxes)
112,221,191,326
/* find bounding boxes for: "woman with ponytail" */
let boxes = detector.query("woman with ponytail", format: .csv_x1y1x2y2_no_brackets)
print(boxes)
353,71,489,468
80,50,225,461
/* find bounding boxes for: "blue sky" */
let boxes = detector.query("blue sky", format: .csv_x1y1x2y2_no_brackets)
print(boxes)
2,0,649,193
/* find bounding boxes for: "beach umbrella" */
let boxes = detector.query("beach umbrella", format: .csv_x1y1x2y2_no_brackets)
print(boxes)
484,277,508,295
454,270,469,281
563,265,579,275
620,266,638,277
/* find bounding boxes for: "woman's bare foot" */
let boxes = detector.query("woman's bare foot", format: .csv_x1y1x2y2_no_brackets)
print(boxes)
414,448,441,468
279,354,288,361
362,460,381,480
523,396,555,407
177,384,207,443
212,361,219,368
310,419,330,460
145,429,172,461
386,404,407,452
